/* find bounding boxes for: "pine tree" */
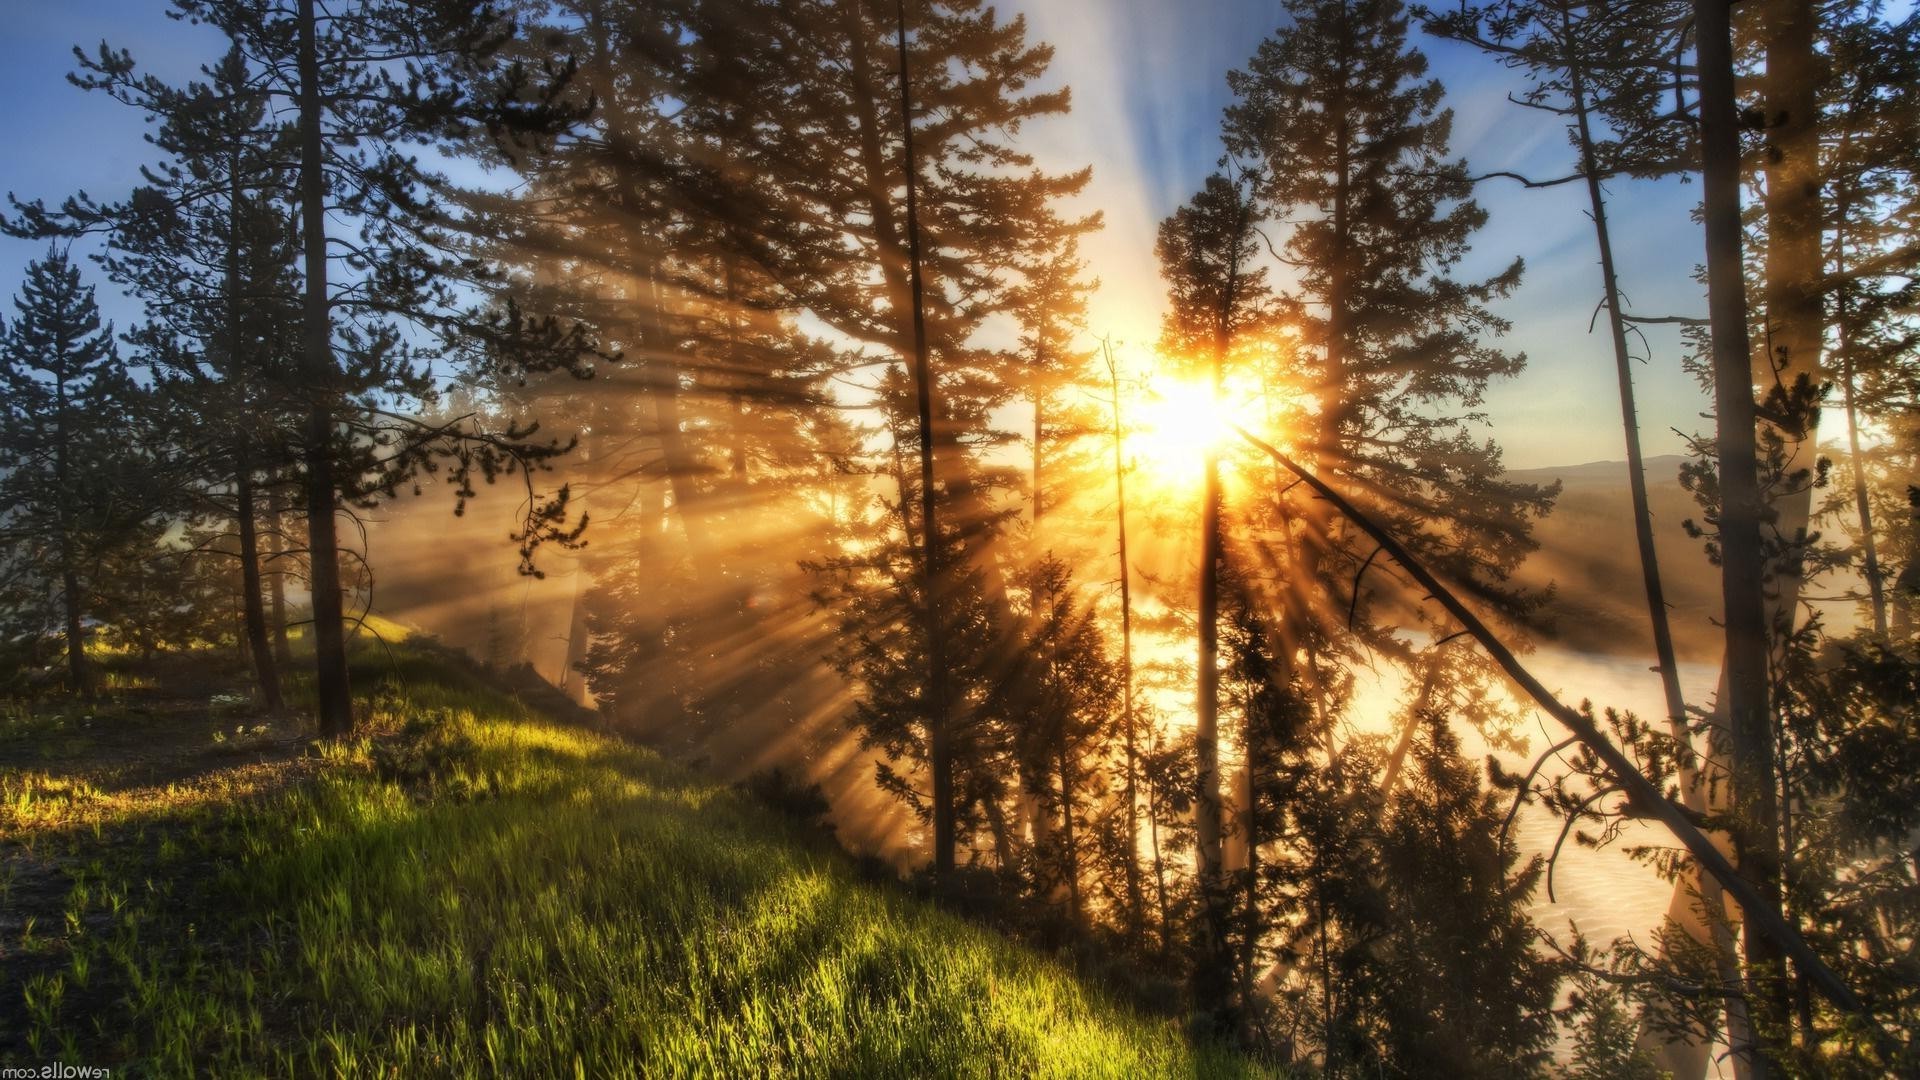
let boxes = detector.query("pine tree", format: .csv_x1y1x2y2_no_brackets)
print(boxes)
18,40,309,711
1222,0,1554,693
1416,5,1751,1071
1153,167,1272,1029
1820,10,1920,641
1001,553,1122,918
0,248,152,691
151,0,598,736
1372,714,1561,1074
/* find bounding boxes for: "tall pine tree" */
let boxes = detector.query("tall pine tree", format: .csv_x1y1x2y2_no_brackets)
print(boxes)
0,248,152,691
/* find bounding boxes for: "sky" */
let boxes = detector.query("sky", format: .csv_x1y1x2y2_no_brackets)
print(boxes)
0,0,1721,469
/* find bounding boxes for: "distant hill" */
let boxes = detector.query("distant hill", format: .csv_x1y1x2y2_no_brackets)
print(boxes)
1507,454,1726,661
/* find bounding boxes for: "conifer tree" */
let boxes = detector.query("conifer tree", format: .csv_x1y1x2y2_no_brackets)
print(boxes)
675,0,1094,873
145,0,599,736
17,40,309,711
0,248,152,691
1416,5,1750,1072
1153,168,1271,1028
1222,0,1553,721
1821,10,1920,640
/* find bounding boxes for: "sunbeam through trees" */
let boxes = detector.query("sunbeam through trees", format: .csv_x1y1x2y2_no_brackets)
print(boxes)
1,0,1917,1075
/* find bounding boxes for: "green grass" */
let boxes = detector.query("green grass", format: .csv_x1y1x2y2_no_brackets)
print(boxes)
2,644,1266,1077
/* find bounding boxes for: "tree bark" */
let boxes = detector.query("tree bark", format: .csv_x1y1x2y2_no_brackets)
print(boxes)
61,565,86,694
54,362,85,693
224,127,284,715
235,454,284,711
1193,309,1229,1023
1559,48,1755,1076
295,0,353,738
1699,0,1791,1067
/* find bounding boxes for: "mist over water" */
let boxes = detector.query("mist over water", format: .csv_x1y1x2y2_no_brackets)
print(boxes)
1504,648,1723,946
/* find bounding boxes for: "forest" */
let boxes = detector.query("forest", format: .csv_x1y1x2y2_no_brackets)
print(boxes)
0,0,1915,1076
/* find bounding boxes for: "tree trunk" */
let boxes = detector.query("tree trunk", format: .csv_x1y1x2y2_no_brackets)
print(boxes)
1238,707,1259,1021
1686,2,1786,1065
1147,754,1173,958
1193,335,1229,1023
1561,49,1755,1076
296,0,353,737
266,485,292,667
1836,273,1887,636
894,0,952,875
1761,0,1825,407
54,367,85,693
1026,350,1056,865
1233,424,1868,1026
225,130,283,715
1107,341,1145,941
1379,648,1442,793
559,445,593,704
61,565,86,695
643,275,704,547
1058,741,1081,920
235,455,284,712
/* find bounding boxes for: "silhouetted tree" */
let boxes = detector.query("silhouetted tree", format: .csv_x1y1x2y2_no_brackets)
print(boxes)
0,248,154,691
1223,0,1554,688
1153,167,1272,1030
155,0,598,736
16,41,308,710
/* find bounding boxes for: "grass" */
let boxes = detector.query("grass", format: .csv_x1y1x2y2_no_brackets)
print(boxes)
0,641,1267,1077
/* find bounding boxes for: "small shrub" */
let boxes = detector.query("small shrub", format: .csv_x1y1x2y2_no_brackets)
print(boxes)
738,766,836,839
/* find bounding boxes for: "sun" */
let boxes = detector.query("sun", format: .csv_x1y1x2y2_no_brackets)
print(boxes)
1126,376,1232,491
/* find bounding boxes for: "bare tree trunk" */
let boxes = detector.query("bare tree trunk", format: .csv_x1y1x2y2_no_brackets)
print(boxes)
296,0,352,738
1106,340,1145,941
225,133,283,715
1556,48,1755,1075
1193,326,1229,1024
1702,0,1793,1066
1025,345,1055,867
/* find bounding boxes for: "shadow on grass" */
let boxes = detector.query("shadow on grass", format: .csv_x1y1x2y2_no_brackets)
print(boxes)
3,642,1267,1078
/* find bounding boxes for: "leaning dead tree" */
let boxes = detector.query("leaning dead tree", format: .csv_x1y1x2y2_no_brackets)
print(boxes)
1229,424,1880,1030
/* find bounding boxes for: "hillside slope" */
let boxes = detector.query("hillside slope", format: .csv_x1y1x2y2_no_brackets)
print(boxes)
0,644,1263,1078
1508,455,1726,661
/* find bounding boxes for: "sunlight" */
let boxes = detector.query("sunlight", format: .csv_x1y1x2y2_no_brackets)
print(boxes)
1127,376,1232,490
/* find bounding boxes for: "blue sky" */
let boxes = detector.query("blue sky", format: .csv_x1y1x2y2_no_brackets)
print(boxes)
0,0,1716,468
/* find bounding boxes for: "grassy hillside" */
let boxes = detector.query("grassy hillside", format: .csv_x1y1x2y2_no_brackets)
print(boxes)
1,641,1264,1077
